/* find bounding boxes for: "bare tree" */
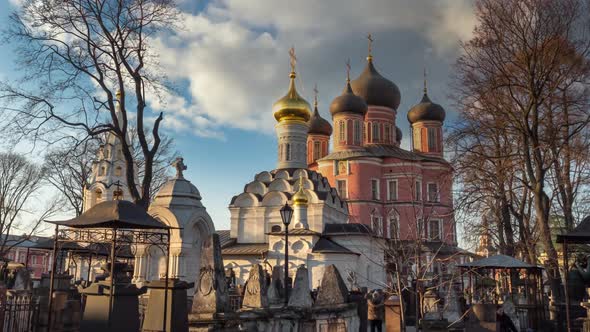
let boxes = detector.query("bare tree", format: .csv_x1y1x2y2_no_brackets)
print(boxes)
453,0,590,299
0,152,60,258
0,0,179,209
44,129,176,215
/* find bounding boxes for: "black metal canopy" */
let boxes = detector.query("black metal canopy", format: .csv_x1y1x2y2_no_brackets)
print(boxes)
457,254,541,269
557,216,590,244
46,200,170,229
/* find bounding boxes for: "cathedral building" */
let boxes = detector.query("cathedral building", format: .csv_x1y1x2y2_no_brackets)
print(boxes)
308,49,457,248
220,51,387,290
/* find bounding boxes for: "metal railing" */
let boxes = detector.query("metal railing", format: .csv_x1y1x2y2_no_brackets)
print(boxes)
1,292,39,332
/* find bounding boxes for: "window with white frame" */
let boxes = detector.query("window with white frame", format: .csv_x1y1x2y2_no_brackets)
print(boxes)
388,211,399,239
428,219,442,241
339,121,346,142
387,180,398,201
372,214,383,237
313,141,321,160
427,183,439,202
336,180,347,199
371,179,380,200
372,122,380,142
415,180,422,201
428,127,437,151
353,120,361,145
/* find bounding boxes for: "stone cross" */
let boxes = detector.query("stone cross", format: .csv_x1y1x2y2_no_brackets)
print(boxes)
171,157,187,179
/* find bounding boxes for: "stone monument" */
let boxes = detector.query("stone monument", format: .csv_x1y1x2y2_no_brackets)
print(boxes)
267,265,284,307
142,279,194,332
315,265,348,306
241,264,268,310
288,265,312,308
190,234,229,319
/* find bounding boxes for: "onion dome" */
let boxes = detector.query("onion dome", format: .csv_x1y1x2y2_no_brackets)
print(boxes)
407,93,446,124
329,79,368,116
395,126,402,142
292,176,308,206
351,57,401,110
273,67,311,123
308,102,333,136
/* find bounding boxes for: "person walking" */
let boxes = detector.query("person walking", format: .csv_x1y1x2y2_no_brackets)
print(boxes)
367,289,385,332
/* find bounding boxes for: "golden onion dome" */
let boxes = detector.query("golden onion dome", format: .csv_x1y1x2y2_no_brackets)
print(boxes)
272,72,312,123
292,176,308,206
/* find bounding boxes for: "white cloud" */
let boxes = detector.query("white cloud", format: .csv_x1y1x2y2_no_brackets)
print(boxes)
152,0,476,136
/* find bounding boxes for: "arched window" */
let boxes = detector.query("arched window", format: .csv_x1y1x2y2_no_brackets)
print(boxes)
285,143,291,161
95,189,103,201
353,120,361,144
271,225,282,233
313,141,321,160
372,122,380,142
339,121,346,142
388,211,399,240
384,125,390,144
114,166,123,177
371,210,383,237
99,166,106,176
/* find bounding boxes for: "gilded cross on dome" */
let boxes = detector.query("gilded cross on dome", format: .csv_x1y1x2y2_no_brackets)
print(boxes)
289,47,297,74
345,58,351,82
367,33,374,59
172,157,187,179
313,84,318,108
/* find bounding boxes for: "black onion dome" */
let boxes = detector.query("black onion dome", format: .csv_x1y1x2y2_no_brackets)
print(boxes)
407,93,446,124
351,59,401,110
329,81,368,116
395,126,402,142
308,106,333,136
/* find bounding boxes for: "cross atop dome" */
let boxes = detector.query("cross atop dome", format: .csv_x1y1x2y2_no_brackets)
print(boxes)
172,157,187,179
367,33,374,61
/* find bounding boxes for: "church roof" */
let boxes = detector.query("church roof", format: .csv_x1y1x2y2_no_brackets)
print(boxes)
323,223,373,236
221,243,268,256
312,237,359,255
230,168,347,212
351,58,401,110
318,144,448,164
267,228,320,236
457,254,540,270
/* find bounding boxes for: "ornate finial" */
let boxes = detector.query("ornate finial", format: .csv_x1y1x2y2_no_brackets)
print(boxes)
289,47,297,77
423,67,428,95
345,59,351,83
313,84,318,108
367,33,374,61
171,157,187,179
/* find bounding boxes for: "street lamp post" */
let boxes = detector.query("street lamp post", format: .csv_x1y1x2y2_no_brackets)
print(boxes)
280,202,293,307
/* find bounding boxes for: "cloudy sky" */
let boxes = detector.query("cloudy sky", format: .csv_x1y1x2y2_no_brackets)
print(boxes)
0,0,476,231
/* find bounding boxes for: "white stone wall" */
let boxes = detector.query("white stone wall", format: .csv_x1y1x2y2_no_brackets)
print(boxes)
275,121,309,169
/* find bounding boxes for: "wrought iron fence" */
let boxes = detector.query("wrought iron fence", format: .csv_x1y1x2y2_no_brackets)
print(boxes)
1,292,40,332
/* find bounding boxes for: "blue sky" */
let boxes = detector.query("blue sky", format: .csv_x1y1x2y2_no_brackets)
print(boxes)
0,0,476,232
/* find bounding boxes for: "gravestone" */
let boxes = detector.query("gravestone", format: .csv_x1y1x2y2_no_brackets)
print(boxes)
288,265,312,308
190,234,229,318
267,265,284,306
142,279,194,332
241,264,268,309
315,265,348,306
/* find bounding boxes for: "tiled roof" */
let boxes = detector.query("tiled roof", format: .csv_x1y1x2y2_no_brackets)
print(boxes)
312,237,358,255
323,223,374,236
221,243,268,256
318,144,447,164
216,230,233,247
